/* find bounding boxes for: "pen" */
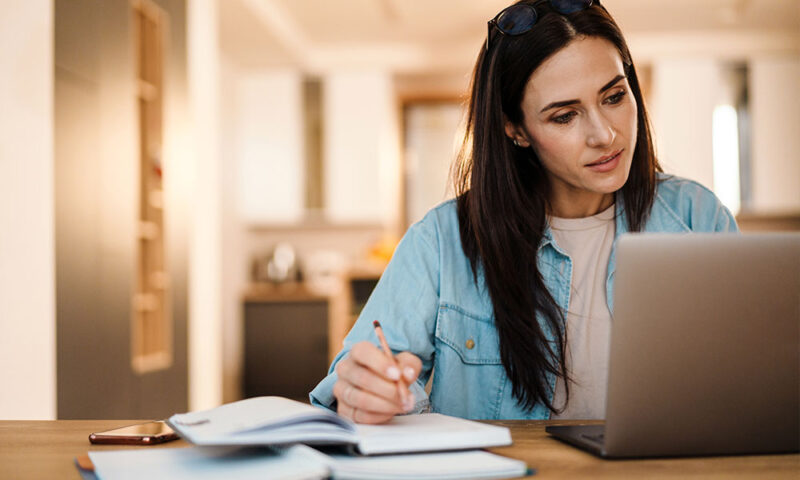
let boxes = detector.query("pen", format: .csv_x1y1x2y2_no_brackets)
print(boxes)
372,320,412,412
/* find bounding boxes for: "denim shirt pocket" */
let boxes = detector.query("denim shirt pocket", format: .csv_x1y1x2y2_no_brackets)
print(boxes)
430,303,507,419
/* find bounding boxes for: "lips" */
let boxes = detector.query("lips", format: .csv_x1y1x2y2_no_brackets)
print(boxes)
587,149,623,167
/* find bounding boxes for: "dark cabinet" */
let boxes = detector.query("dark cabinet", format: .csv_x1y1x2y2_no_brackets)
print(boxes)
243,286,329,403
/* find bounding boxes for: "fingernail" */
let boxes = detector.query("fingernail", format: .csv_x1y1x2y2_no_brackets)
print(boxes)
403,367,415,382
386,366,400,380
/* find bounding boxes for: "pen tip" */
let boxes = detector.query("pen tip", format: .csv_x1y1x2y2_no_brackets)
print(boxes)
373,320,381,328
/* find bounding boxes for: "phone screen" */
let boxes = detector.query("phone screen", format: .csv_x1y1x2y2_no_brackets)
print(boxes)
89,421,179,445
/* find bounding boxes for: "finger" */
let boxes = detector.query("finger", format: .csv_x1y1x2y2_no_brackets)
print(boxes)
352,408,396,425
333,379,403,415
338,401,395,425
337,400,356,420
337,401,358,422
391,353,418,412
335,358,400,404
349,341,402,381
395,352,423,383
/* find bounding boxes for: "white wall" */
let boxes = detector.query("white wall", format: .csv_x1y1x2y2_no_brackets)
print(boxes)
749,56,800,213
188,0,224,411
323,71,401,230
0,1,56,419
219,58,248,403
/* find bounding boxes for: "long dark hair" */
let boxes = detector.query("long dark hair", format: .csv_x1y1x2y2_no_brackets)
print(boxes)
453,0,661,413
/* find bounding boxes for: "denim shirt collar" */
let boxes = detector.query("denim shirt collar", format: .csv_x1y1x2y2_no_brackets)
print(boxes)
540,189,692,313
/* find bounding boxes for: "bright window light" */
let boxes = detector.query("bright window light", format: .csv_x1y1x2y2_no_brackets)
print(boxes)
712,105,741,215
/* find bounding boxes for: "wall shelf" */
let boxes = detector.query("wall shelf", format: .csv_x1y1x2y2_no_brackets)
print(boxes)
131,0,171,376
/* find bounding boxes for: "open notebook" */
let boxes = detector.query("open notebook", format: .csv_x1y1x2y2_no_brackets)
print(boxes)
167,396,513,455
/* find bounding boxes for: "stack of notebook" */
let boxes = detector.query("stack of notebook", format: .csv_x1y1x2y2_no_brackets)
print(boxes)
84,396,531,480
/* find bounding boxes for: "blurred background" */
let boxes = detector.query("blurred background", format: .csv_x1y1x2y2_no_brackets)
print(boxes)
1,0,798,420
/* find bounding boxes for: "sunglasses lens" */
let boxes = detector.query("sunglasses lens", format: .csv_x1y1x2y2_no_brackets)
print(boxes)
496,6,538,35
550,0,593,15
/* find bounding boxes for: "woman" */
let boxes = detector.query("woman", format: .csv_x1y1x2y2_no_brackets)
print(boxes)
310,0,738,423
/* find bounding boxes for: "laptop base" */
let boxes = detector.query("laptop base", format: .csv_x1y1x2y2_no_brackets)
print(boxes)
545,425,607,458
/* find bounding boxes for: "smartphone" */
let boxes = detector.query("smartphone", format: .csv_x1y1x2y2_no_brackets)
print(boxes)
88,420,179,445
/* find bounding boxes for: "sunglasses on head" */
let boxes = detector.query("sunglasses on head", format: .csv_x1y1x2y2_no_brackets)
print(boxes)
486,0,594,51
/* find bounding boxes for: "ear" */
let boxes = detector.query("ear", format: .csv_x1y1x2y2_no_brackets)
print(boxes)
503,119,531,148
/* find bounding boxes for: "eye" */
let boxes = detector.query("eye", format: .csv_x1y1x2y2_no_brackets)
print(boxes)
604,90,627,105
552,111,577,125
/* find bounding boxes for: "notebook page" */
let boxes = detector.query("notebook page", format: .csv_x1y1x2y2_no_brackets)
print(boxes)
169,396,353,444
223,423,359,446
354,414,512,455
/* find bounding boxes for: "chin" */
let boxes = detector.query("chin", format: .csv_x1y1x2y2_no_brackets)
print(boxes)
609,157,633,190
591,168,630,195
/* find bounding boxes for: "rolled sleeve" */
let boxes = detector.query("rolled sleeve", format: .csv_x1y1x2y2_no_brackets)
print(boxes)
309,213,443,410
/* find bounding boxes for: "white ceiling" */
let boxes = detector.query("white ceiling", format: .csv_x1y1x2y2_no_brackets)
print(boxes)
220,0,800,73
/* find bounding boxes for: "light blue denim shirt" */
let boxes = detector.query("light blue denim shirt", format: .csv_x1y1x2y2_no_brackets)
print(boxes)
310,174,738,419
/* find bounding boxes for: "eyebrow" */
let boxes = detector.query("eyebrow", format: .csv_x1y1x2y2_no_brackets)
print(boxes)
539,74,627,114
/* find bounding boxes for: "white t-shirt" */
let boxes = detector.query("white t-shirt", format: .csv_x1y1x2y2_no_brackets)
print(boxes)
548,204,615,420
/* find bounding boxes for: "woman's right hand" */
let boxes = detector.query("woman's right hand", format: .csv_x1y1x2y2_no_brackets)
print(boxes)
333,341,422,424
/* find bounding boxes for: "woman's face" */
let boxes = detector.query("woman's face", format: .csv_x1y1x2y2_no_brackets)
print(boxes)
505,36,638,218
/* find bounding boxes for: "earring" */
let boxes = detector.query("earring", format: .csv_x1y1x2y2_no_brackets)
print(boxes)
513,139,520,147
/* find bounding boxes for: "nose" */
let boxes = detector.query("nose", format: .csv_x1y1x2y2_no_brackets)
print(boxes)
586,111,615,148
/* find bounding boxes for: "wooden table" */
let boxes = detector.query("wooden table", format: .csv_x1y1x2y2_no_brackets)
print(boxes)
1,420,797,479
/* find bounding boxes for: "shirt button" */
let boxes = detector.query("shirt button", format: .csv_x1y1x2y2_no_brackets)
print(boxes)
465,339,475,349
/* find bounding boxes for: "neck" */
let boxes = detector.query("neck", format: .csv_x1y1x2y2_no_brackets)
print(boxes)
548,191,615,218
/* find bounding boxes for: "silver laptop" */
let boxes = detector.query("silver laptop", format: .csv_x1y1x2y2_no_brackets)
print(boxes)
547,233,800,458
